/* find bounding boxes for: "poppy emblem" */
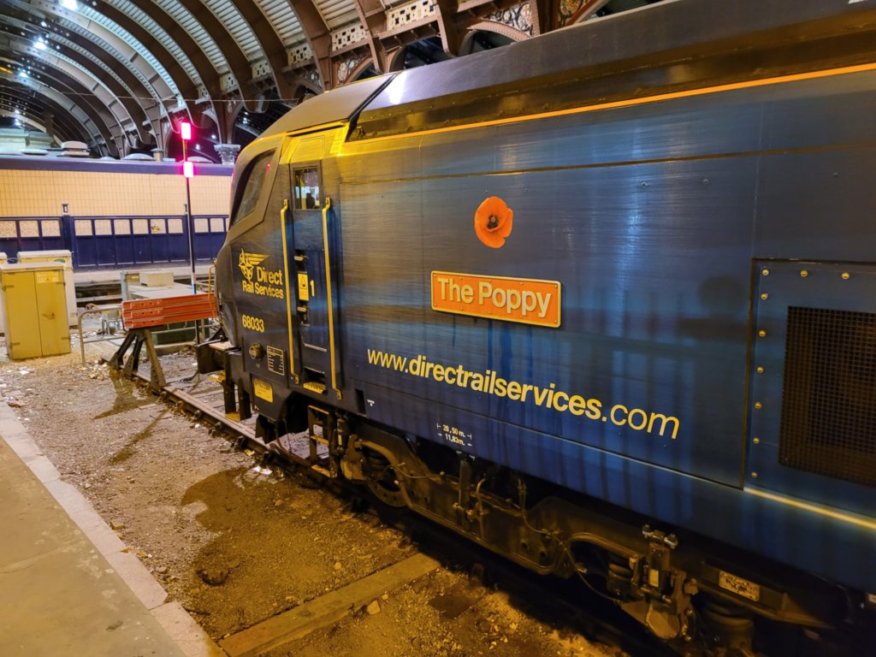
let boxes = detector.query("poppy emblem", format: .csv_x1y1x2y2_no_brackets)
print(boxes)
474,196,513,248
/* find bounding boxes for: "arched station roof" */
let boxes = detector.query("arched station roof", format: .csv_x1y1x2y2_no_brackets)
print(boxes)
0,0,660,158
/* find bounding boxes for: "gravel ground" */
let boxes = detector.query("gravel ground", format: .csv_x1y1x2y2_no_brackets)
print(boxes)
0,336,626,657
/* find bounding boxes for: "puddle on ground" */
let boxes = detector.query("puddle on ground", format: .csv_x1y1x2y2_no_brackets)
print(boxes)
93,377,157,420
181,468,257,530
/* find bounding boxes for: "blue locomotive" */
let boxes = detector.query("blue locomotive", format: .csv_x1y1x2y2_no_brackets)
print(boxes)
198,0,876,653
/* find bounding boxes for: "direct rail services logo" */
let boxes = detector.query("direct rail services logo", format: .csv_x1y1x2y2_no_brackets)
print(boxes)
237,249,285,300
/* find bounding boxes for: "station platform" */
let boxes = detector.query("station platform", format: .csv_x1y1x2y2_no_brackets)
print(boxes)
0,404,221,657
73,263,214,286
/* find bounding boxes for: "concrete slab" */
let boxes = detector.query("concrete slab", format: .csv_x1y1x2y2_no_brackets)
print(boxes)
152,602,226,657
103,549,169,610
42,476,98,517
1,425,42,456
75,511,128,556
20,453,61,482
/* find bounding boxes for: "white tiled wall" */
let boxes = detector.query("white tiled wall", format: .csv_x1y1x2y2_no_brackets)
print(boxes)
0,168,232,217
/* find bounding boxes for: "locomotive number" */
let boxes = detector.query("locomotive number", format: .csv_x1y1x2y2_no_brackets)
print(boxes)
241,314,266,332
718,570,761,602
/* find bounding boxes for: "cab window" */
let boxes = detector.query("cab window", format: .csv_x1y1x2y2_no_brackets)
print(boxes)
231,151,274,224
293,167,321,210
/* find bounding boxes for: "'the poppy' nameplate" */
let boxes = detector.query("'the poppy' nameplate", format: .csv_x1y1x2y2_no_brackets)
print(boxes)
431,271,561,328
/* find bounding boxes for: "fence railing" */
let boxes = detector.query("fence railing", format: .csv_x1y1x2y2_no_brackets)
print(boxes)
0,215,228,268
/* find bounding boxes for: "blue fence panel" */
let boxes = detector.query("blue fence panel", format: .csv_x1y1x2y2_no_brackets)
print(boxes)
0,215,228,268
0,217,66,258
194,215,228,260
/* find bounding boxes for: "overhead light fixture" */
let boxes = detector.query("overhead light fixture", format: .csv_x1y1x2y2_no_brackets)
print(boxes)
18,70,29,79
34,37,47,50
60,0,78,10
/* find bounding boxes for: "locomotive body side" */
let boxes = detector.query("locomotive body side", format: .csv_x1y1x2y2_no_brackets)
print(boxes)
334,64,876,588
201,2,876,651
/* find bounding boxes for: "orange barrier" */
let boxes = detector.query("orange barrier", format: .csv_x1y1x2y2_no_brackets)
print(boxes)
121,293,217,329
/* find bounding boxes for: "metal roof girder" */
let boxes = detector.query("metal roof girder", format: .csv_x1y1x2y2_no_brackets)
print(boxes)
0,38,125,145
174,0,261,110
1,6,153,140
0,79,98,146
109,0,224,104
289,0,333,89
227,0,295,100
353,0,389,72
92,1,202,112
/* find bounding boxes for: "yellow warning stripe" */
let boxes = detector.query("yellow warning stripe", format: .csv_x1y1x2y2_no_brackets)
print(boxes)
279,198,297,383
322,197,341,399
745,486,876,532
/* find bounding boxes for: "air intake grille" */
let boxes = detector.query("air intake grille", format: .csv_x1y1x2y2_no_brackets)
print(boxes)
779,307,876,487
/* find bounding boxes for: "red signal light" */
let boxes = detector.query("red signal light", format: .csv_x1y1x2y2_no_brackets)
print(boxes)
183,161,194,178
180,121,193,141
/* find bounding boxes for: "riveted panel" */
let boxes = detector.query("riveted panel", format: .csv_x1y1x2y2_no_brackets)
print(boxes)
748,260,876,515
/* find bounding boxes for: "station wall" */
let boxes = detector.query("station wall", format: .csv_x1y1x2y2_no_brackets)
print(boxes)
0,156,233,217
0,156,234,268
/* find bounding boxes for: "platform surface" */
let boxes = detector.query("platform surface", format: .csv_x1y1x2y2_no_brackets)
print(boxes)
73,263,213,286
0,415,194,656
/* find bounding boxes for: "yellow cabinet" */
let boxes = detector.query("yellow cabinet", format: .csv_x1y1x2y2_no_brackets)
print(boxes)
16,250,77,326
0,263,70,359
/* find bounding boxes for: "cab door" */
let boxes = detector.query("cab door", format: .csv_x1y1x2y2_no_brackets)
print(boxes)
284,155,342,400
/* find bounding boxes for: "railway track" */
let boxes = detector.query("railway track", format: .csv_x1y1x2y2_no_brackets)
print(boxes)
119,353,675,657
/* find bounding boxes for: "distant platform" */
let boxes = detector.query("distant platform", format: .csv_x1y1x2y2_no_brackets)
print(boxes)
73,263,215,286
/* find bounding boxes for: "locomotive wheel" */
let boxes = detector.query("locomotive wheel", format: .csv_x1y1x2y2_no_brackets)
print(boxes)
363,451,406,507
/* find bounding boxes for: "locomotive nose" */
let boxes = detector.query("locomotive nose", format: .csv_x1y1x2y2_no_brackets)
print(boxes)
213,241,238,346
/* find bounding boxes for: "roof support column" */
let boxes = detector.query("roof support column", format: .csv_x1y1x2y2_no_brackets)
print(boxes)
201,99,242,150
434,0,462,55
354,0,388,74
289,0,332,90
528,0,551,34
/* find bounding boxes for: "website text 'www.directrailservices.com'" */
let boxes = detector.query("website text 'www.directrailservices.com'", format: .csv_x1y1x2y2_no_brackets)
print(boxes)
366,349,680,439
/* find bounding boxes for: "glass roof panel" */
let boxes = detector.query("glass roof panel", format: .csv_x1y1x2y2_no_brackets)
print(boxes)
154,0,229,74
78,6,179,96
106,0,203,87
203,0,263,61
314,0,361,29
257,0,305,45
